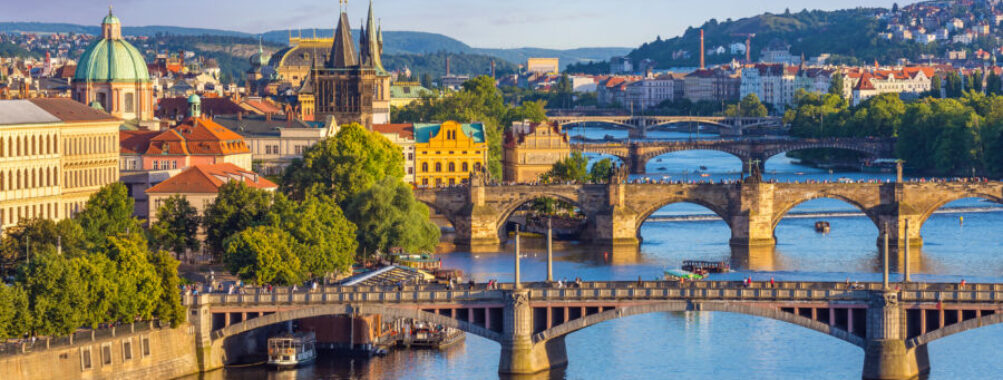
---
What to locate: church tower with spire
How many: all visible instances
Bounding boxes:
[311,0,391,128]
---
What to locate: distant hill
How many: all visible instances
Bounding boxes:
[568,6,998,73]
[0,22,249,38]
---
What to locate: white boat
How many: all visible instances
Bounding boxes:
[268,332,317,370]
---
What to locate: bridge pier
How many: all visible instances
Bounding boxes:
[729,180,777,248]
[499,290,568,375]
[862,291,930,380]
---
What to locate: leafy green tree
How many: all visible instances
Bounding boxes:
[72,253,116,328]
[344,178,440,258]
[727,93,769,117]
[945,72,964,98]
[18,248,90,336]
[986,71,1002,96]
[973,71,984,93]
[202,182,274,256]
[1,218,85,276]
[589,158,616,183]
[828,73,845,97]
[75,183,144,250]
[150,251,186,327]
[268,193,357,278]
[542,152,589,183]
[0,284,30,339]
[223,226,303,285]
[283,123,404,202]
[928,75,942,98]
[104,236,162,323]
[149,195,200,255]
[503,100,548,127]
[551,74,574,109]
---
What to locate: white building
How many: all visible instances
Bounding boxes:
[846,67,934,106]
[625,73,683,110]
[570,76,597,93]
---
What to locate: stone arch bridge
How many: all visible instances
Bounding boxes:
[413,180,1003,251]
[187,281,1003,379]
[571,137,896,174]
[549,115,783,137]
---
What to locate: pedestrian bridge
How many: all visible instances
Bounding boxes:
[187,280,1003,379]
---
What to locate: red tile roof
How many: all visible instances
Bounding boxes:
[146,117,250,156]
[241,99,283,114]
[119,130,158,155]
[373,123,415,139]
[147,163,276,194]
[27,98,118,122]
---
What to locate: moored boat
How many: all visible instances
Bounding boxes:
[663,269,705,281]
[267,332,317,370]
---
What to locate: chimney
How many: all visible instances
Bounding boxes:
[745,36,751,63]
[265,112,272,121]
[446,56,451,77]
[700,29,706,69]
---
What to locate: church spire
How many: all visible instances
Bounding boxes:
[360,0,385,72]
[327,3,358,68]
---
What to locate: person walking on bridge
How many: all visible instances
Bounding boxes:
[769,277,775,288]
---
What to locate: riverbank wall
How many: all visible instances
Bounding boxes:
[0,323,198,380]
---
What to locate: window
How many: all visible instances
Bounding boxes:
[152,161,159,170]
[142,337,151,357]
[123,340,133,361]
[171,161,177,169]
[407,153,413,160]
[447,162,455,172]
[462,162,469,172]
[295,146,304,155]
[101,344,112,366]
[407,167,413,174]
[422,178,428,185]
[421,163,428,172]
[448,178,455,185]
[124,93,135,113]
[434,163,442,172]
[81,348,93,370]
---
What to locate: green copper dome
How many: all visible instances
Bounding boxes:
[102,13,120,25]
[73,38,150,82]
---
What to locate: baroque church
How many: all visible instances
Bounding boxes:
[309,1,392,129]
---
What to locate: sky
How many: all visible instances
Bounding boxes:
[3,0,907,49]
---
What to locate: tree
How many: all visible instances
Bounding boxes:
[282,123,404,202]
[945,72,964,98]
[202,182,274,256]
[892,3,899,13]
[551,74,574,109]
[75,183,144,250]
[18,247,90,336]
[1,218,85,276]
[268,192,357,278]
[0,284,30,339]
[223,226,303,285]
[986,71,1002,96]
[589,158,616,183]
[727,93,769,117]
[929,75,942,98]
[503,100,548,127]
[344,178,440,258]
[828,73,845,97]
[149,195,200,255]
[103,236,162,323]
[150,251,186,327]
[542,152,589,183]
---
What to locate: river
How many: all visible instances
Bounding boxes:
[217,127,1003,379]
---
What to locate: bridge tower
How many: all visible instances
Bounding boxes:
[498,289,568,374]
[592,180,643,247]
[729,178,777,247]
[862,291,930,379]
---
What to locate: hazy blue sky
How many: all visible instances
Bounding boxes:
[5,0,905,49]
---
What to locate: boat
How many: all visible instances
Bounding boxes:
[700,173,711,177]
[404,323,466,349]
[658,167,667,171]
[681,260,730,274]
[267,332,317,370]
[699,165,708,170]
[663,269,705,281]
[815,221,831,233]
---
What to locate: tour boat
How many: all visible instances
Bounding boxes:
[663,269,705,281]
[815,221,831,233]
[267,332,317,370]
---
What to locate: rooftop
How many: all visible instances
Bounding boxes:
[146,163,276,194]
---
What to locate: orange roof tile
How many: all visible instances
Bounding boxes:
[146,117,250,156]
[146,163,276,194]
[119,130,158,155]
[373,123,415,139]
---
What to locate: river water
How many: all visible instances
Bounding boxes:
[218,128,1003,379]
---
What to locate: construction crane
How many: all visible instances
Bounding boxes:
[730,33,756,63]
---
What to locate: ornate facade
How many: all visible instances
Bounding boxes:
[0,99,120,230]
[72,9,154,122]
[310,1,391,128]
[414,121,487,187]
[503,121,570,183]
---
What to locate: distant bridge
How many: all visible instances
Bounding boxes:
[188,280,1003,378]
[571,137,896,174]
[549,115,784,137]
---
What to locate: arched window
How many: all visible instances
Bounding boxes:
[447,162,455,172]
[435,163,442,172]
[31,135,36,156]
[461,162,469,172]
[421,162,428,172]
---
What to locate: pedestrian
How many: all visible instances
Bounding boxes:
[960,279,967,289]
[769,277,775,288]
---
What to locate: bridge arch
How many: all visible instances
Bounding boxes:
[906,311,1003,349]
[760,141,890,165]
[639,148,747,173]
[771,194,882,233]
[494,192,588,241]
[531,301,864,348]
[211,303,504,343]
[916,193,1003,231]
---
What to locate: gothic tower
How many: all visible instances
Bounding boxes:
[311,0,391,129]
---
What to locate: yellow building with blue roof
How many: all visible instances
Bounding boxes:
[413,121,487,187]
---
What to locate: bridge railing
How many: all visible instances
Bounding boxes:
[0,321,165,357]
[187,281,1003,307]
